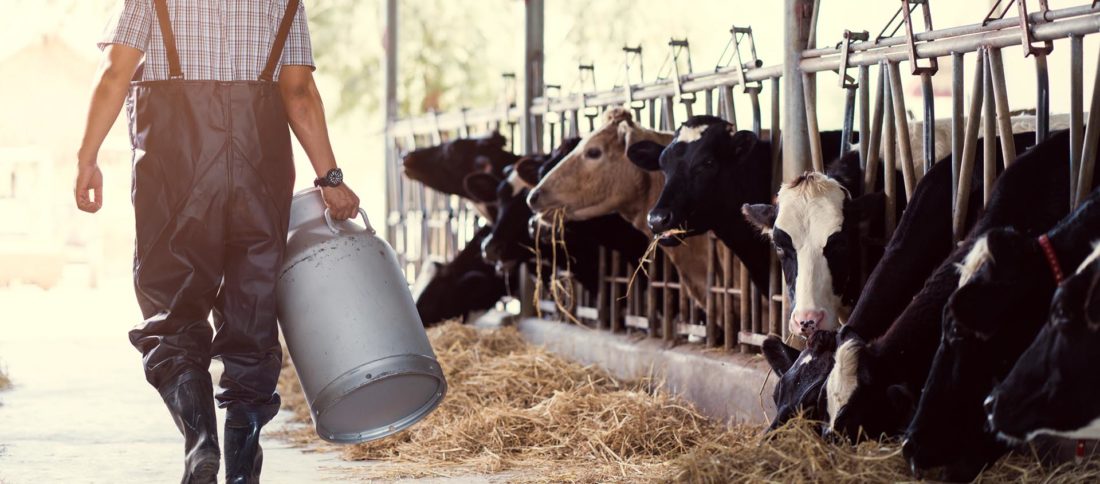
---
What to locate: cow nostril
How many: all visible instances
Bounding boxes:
[648,209,672,231]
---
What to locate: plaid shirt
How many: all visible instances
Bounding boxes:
[99,0,315,82]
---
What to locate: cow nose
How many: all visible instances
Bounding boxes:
[648,209,673,233]
[983,394,997,425]
[481,238,501,264]
[901,438,924,479]
[790,309,826,337]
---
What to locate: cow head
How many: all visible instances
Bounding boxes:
[762,331,837,431]
[822,336,916,443]
[414,227,507,325]
[744,172,884,338]
[986,244,1100,442]
[626,116,764,244]
[527,109,671,221]
[476,139,581,271]
[403,132,518,197]
[904,229,1054,480]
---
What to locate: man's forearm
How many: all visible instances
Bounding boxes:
[280,68,338,178]
[78,45,141,165]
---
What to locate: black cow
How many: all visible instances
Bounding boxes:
[757,136,989,430]
[414,226,512,326]
[905,179,1100,480]
[403,131,519,197]
[986,242,1100,442]
[626,116,845,293]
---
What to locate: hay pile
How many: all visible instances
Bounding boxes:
[670,417,1100,483]
[278,325,1100,482]
[277,322,728,482]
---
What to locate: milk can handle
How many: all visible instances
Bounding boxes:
[324,208,375,235]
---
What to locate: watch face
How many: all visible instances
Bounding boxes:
[328,169,343,186]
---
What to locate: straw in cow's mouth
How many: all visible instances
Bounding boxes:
[622,229,689,300]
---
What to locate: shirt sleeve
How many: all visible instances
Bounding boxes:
[97,0,152,52]
[280,0,315,70]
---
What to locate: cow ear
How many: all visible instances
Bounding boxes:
[846,192,886,223]
[627,140,665,171]
[742,203,778,233]
[729,130,759,160]
[763,335,800,376]
[480,131,507,150]
[515,158,544,186]
[887,384,915,415]
[463,173,501,203]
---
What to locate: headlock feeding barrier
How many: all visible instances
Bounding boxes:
[382,0,1100,351]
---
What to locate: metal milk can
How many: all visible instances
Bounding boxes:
[276,188,447,444]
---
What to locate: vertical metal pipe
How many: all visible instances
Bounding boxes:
[920,71,935,172]
[883,68,897,235]
[955,50,984,241]
[864,64,885,194]
[771,77,783,193]
[1076,47,1100,208]
[983,51,996,206]
[802,72,824,172]
[749,89,763,136]
[951,52,964,215]
[887,62,917,200]
[722,85,738,131]
[841,87,856,158]
[783,0,815,181]
[723,249,734,351]
[858,65,870,170]
[522,0,544,155]
[1035,54,1050,144]
[383,0,398,247]
[705,237,717,347]
[1071,35,1084,207]
[986,48,1017,167]
[739,262,751,352]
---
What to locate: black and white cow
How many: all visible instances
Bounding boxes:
[743,151,899,337]
[403,131,519,197]
[820,132,1052,451]
[758,141,986,430]
[904,180,1100,480]
[626,116,847,293]
[762,330,838,431]
[414,226,512,326]
[986,242,1100,442]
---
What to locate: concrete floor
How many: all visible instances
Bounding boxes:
[0,271,375,483]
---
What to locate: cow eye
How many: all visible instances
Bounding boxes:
[585,148,602,159]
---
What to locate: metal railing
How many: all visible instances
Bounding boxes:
[384,1,1100,352]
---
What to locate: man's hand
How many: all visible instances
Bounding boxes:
[322,184,360,220]
[74,161,104,213]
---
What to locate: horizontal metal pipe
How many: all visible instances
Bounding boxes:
[802,13,1100,74]
[802,4,1099,59]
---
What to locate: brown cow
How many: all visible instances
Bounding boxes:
[527,107,722,308]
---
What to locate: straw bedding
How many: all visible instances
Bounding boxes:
[277,324,1100,483]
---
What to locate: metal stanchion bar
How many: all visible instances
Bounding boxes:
[841,87,857,158]
[771,77,783,193]
[802,72,824,172]
[955,50,985,241]
[986,48,1018,168]
[887,62,917,200]
[1035,53,1050,144]
[1076,46,1100,208]
[1071,35,1085,207]
[748,88,763,136]
[983,51,997,206]
[864,65,885,195]
[706,237,717,347]
[951,52,964,212]
[920,72,935,171]
[883,66,898,235]
[858,65,870,169]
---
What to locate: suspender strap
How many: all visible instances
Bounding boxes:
[152,0,184,80]
[259,0,301,82]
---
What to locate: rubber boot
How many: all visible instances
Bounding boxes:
[161,372,220,484]
[223,405,277,484]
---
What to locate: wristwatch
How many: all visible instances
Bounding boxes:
[314,168,344,188]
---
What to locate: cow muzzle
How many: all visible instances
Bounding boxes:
[790,309,826,337]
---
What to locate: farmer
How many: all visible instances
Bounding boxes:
[74,1,359,482]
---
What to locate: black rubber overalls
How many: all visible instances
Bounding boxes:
[126,0,297,428]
